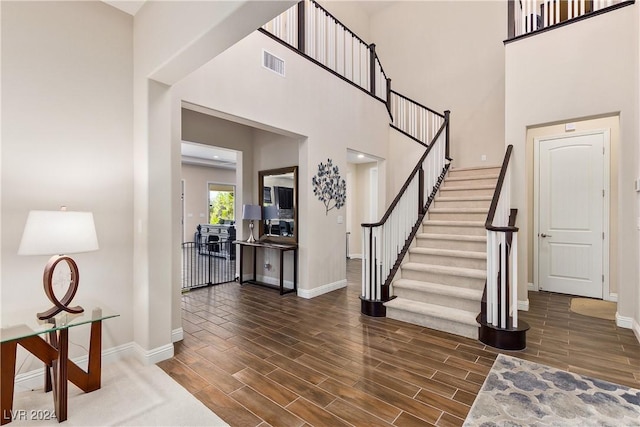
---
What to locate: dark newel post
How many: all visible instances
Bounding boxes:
[507,0,515,39]
[418,167,425,214]
[369,43,376,96]
[297,1,305,53]
[444,110,451,160]
[386,78,392,112]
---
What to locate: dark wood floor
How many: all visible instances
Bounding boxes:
[159,259,640,427]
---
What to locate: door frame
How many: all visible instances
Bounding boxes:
[533,128,611,300]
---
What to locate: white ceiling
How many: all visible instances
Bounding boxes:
[181,142,237,169]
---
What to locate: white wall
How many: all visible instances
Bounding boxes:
[1,0,133,363]
[505,4,639,322]
[181,164,236,240]
[173,30,391,298]
[368,1,507,168]
[134,1,295,354]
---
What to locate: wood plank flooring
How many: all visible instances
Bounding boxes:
[159,259,640,426]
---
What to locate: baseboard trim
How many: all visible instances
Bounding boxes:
[172,327,184,343]
[348,253,363,259]
[133,342,174,365]
[254,274,295,290]
[615,312,633,329]
[527,282,534,291]
[518,299,530,311]
[632,318,640,343]
[607,293,618,302]
[297,279,347,299]
[14,342,136,392]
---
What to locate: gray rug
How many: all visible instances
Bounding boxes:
[464,354,640,426]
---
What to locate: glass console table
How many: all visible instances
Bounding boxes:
[1,308,118,424]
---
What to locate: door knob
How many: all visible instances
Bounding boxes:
[540,233,552,238]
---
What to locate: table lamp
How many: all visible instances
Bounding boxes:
[242,204,261,243]
[18,207,99,320]
[263,205,278,235]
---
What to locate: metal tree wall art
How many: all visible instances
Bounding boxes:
[312,159,346,215]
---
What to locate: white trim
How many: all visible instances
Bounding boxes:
[172,327,184,343]
[13,342,135,392]
[615,312,633,329]
[607,293,618,302]
[533,129,610,298]
[518,298,530,311]
[297,279,347,299]
[348,253,363,259]
[528,282,534,291]
[632,318,640,343]
[240,274,296,290]
[133,342,174,365]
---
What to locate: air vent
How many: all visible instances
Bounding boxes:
[262,50,285,77]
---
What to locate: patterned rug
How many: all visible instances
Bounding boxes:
[464,354,640,426]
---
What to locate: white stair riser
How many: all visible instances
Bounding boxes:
[429,211,486,222]
[400,268,485,289]
[408,252,486,270]
[386,307,479,339]
[439,187,495,197]
[433,199,491,209]
[422,224,486,236]
[448,168,501,177]
[416,237,486,252]
[393,287,481,312]
[443,178,498,187]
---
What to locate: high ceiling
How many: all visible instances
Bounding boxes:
[102,0,146,16]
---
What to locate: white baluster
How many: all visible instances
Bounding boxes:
[500,232,507,328]
[512,232,518,328]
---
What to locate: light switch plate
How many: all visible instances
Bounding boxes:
[565,123,576,131]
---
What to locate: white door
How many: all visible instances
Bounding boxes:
[536,132,607,298]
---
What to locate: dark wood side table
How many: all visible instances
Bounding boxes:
[234,240,297,295]
[1,309,118,424]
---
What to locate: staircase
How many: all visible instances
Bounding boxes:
[384,165,500,339]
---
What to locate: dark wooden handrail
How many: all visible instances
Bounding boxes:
[390,90,446,119]
[362,112,449,228]
[485,144,519,232]
[310,0,370,47]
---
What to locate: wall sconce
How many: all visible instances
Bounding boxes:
[18,207,99,320]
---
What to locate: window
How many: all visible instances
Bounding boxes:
[208,183,234,225]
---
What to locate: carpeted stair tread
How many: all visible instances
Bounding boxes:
[418,233,486,242]
[435,196,493,202]
[429,207,489,213]
[441,184,496,190]
[394,278,483,300]
[422,220,485,226]
[385,298,479,326]
[449,165,501,172]
[409,247,487,260]
[445,174,499,182]
[402,262,487,279]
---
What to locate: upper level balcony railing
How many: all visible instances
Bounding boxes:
[508,0,633,39]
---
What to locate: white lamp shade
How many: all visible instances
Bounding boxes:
[263,205,279,220]
[18,210,99,256]
[242,204,262,221]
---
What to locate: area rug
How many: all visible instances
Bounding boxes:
[464,354,640,426]
[10,356,228,426]
[570,298,616,321]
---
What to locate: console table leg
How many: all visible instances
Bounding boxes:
[85,321,102,391]
[55,329,68,422]
[279,250,284,295]
[1,341,17,425]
